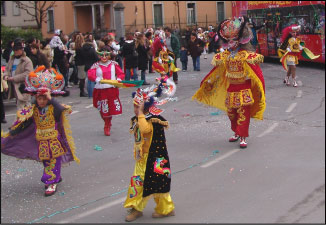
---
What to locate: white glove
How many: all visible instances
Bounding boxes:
[158,57,162,64]
[299,45,303,50]
[117,78,122,82]
[286,47,291,52]
[95,77,102,83]
[219,48,225,53]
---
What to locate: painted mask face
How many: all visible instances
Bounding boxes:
[97,51,111,63]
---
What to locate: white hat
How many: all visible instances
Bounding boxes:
[55,29,62,35]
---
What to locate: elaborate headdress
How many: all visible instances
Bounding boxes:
[132,76,177,115]
[280,24,301,43]
[218,16,253,49]
[25,66,65,95]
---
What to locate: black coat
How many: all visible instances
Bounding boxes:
[81,42,99,72]
[188,38,205,58]
[75,48,84,66]
[136,44,149,71]
[29,51,50,69]
[121,40,138,69]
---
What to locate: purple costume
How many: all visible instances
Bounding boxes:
[1,98,80,185]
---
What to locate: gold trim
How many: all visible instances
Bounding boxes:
[61,110,80,164]
[149,118,169,129]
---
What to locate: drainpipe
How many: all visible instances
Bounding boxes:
[143,1,147,28]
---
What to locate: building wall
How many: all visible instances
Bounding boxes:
[76,6,93,34]
[39,1,232,38]
[41,1,75,38]
[104,5,111,30]
[1,1,37,28]
[122,1,233,32]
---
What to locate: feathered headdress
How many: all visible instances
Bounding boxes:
[25,66,65,95]
[218,16,253,49]
[132,75,177,115]
[280,24,301,43]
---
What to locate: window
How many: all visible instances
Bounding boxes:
[187,3,196,25]
[13,2,20,16]
[1,2,5,16]
[217,2,224,23]
[153,4,163,28]
[47,9,55,32]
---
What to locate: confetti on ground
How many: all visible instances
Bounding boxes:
[18,168,27,172]
[210,111,221,116]
[229,168,234,173]
[59,192,65,196]
[213,150,219,154]
[93,145,103,151]
[182,114,191,117]
[5,170,10,174]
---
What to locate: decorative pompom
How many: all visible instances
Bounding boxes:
[34,65,45,73]
[29,72,37,77]
[56,74,64,80]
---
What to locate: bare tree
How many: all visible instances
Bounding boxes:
[174,1,181,30]
[14,1,56,29]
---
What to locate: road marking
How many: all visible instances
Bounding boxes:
[201,149,241,168]
[296,90,303,98]
[57,197,125,223]
[257,122,279,138]
[6,113,16,117]
[286,102,297,113]
[85,104,93,108]
[71,111,79,115]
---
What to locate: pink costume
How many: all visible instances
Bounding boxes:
[88,60,125,136]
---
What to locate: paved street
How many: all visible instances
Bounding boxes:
[1,54,325,223]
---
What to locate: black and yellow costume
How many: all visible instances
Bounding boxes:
[124,113,174,215]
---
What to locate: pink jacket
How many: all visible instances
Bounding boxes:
[88,61,125,89]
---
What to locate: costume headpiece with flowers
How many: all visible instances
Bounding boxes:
[280,24,301,43]
[132,75,177,115]
[25,65,65,95]
[218,16,253,49]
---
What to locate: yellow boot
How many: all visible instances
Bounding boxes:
[152,210,175,218]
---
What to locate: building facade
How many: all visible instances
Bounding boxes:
[1,1,37,28]
[4,1,231,39]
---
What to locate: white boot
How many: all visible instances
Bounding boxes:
[240,137,247,148]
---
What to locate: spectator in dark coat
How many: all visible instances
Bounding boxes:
[75,34,88,97]
[184,27,192,48]
[188,33,205,71]
[3,41,14,63]
[136,33,150,85]
[81,37,99,97]
[180,45,188,72]
[164,26,180,84]
[25,37,36,58]
[121,33,138,81]
[29,43,50,69]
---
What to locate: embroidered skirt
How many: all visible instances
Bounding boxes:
[93,88,122,118]
[225,80,254,109]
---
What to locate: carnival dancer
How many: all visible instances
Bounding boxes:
[124,76,177,222]
[87,46,125,136]
[1,66,80,196]
[278,25,320,87]
[192,16,266,148]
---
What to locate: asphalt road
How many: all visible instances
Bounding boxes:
[1,54,325,223]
